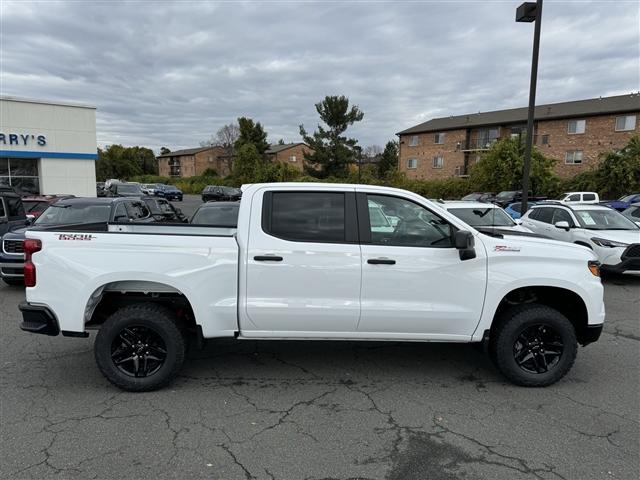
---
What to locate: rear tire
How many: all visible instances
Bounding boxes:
[490,304,577,387]
[94,304,186,392]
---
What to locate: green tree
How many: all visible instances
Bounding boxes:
[299,95,364,178]
[232,143,262,183]
[468,137,557,195]
[96,145,158,180]
[160,147,171,155]
[592,136,640,198]
[377,141,398,179]
[235,117,269,155]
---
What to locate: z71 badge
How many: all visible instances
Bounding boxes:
[494,245,521,252]
[57,234,97,241]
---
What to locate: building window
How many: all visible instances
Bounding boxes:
[208,156,213,163]
[407,158,418,169]
[432,156,444,169]
[615,115,636,132]
[409,135,420,146]
[434,133,445,144]
[565,151,583,164]
[567,119,586,134]
[168,157,181,176]
[541,134,549,145]
[0,158,40,195]
[289,155,297,162]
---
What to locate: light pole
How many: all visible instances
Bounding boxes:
[516,0,543,213]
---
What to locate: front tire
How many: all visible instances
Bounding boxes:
[94,304,186,392]
[490,304,577,387]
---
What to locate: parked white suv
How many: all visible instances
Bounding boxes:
[556,192,600,204]
[521,203,640,275]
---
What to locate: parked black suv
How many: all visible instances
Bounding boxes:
[0,197,155,286]
[202,185,242,202]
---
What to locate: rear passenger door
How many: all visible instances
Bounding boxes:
[522,207,554,236]
[242,189,362,334]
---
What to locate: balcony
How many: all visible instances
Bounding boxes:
[459,138,498,151]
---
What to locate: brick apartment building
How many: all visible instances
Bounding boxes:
[397,94,640,180]
[265,142,312,172]
[157,146,232,178]
[158,143,313,177]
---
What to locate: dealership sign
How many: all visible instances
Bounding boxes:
[0,132,46,147]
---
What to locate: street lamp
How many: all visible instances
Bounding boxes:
[516,0,543,214]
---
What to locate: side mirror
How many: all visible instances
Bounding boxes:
[514,219,523,225]
[554,221,570,231]
[455,230,476,260]
[25,217,35,226]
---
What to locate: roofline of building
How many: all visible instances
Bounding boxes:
[0,95,96,110]
[396,94,640,136]
[156,146,219,158]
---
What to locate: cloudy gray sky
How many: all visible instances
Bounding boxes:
[2,0,639,153]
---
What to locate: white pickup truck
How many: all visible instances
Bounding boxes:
[19,183,605,391]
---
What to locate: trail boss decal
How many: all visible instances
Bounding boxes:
[57,234,97,241]
[494,245,521,252]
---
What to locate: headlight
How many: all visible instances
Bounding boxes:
[590,237,629,248]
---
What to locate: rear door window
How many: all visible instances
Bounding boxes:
[534,207,555,224]
[583,193,596,201]
[263,191,347,243]
[0,198,5,218]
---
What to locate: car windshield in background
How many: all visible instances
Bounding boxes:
[34,204,111,225]
[619,194,638,202]
[164,186,179,192]
[496,191,516,200]
[449,207,515,227]
[461,193,482,201]
[221,187,240,196]
[191,205,239,225]
[22,201,49,214]
[574,209,639,230]
[118,184,143,195]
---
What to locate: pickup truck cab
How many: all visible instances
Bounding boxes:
[19,183,605,391]
[557,192,600,205]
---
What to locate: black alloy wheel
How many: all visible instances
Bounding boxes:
[513,324,564,374]
[111,325,167,377]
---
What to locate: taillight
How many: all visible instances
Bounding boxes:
[24,239,42,287]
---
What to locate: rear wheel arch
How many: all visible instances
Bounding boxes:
[85,281,198,334]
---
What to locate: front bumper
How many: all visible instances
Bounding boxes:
[0,260,24,278]
[581,324,603,346]
[18,302,88,337]
[601,257,640,275]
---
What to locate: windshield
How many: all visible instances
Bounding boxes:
[461,193,481,201]
[117,184,143,194]
[620,194,638,202]
[191,205,239,225]
[23,201,49,213]
[221,186,240,195]
[496,191,516,200]
[448,207,515,227]
[35,204,111,225]
[574,209,639,230]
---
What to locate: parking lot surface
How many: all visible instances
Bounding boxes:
[1,205,638,479]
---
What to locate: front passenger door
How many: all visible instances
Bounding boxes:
[358,193,487,339]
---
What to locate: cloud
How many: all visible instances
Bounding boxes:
[1,0,638,152]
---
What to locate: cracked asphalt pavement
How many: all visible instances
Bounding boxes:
[1,208,638,479]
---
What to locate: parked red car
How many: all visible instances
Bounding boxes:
[21,195,75,219]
